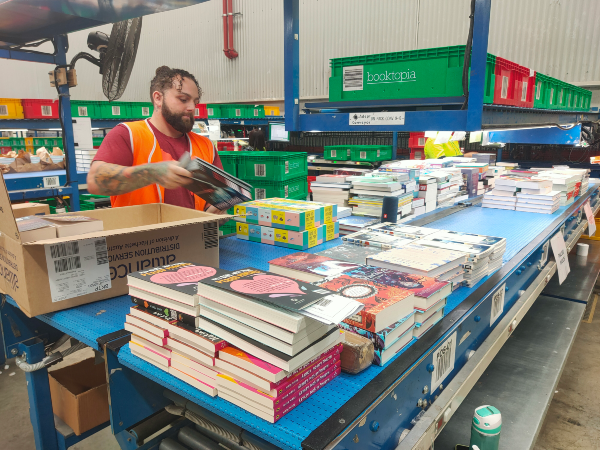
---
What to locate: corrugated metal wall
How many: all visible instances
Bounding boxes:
[1,0,599,103]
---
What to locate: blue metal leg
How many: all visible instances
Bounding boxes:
[0,310,5,366]
[283,0,300,131]
[20,338,60,450]
[392,132,398,159]
[54,34,80,212]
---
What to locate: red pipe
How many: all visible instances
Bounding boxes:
[222,0,238,59]
[222,0,229,58]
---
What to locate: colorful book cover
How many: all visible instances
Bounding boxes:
[273,350,341,397]
[341,266,449,299]
[369,244,466,274]
[128,262,217,297]
[314,271,414,332]
[168,321,228,351]
[338,310,414,350]
[268,252,361,278]
[373,330,416,366]
[236,222,339,250]
[316,244,384,265]
[201,267,334,311]
[367,223,440,239]
[131,297,195,327]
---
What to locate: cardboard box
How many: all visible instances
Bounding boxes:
[48,358,109,435]
[0,177,226,316]
[11,202,50,218]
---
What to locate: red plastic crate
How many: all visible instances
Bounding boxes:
[216,141,234,151]
[408,132,426,148]
[307,176,316,193]
[0,146,11,154]
[22,99,59,119]
[410,148,426,160]
[515,69,536,108]
[194,104,208,119]
[493,57,530,107]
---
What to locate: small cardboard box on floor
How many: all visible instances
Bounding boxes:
[0,178,227,316]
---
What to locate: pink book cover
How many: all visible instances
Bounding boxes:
[276,359,341,404]
[130,341,171,365]
[174,366,216,389]
[274,352,341,397]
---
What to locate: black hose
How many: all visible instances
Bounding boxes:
[461,0,476,110]
[70,52,102,69]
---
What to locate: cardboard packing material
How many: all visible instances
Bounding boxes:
[11,202,50,218]
[0,176,228,316]
[48,357,109,435]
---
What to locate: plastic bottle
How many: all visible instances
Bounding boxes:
[470,405,501,450]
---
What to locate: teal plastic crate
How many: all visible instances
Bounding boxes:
[244,175,308,200]
[323,146,352,161]
[71,101,102,119]
[98,101,132,119]
[130,102,153,118]
[218,151,238,176]
[237,152,308,181]
[350,145,393,162]
[329,45,496,104]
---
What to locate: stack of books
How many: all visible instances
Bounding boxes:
[482,176,523,210]
[310,175,353,206]
[196,268,354,421]
[366,223,441,240]
[546,173,579,206]
[417,176,437,213]
[233,198,339,249]
[342,230,416,249]
[336,216,380,236]
[126,262,229,396]
[315,243,386,265]
[514,179,559,214]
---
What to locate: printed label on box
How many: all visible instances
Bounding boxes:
[45,238,111,302]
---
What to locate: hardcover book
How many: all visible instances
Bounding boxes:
[128,262,218,306]
[268,252,361,283]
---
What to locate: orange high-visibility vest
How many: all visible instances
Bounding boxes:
[110,119,214,210]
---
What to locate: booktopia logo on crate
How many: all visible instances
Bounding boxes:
[343,65,417,91]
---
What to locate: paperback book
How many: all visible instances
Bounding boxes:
[236,221,339,250]
[268,252,361,283]
[342,230,416,249]
[131,297,197,327]
[315,244,385,265]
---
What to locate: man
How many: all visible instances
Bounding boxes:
[87,66,226,214]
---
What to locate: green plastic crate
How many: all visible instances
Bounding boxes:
[329,45,496,104]
[533,73,554,109]
[207,104,223,118]
[71,101,102,119]
[222,104,248,119]
[237,152,308,181]
[323,146,352,161]
[93,137,104,147]
[575,86,592,111]
[219,220,237,235]
[10,137,26,146]
[130,102,154,118]
[32,197,94,214]
[350,145,393,162]
[247,105,265,118]
[243,175,308,200]
[98,101,132,119]
[218,151,238,176]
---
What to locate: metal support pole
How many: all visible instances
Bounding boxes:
[392,132,398,160]
[20,339,59,450]
[498,145,504,162]
[465,0,492,131]
[283,0,300,131]
[54,35,80,211]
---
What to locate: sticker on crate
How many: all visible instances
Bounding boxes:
[43,176,60,188]
[41,105,53,117]
[78,106,88,116]
[112,105,120,116]
[255,164,266,177]
[142,107,150,116]
[0,105,8,116]
[431,331,456,391]
[343,66,364,91]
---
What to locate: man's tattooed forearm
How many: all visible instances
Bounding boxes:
[93,163,168,196]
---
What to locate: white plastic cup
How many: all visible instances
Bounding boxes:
[577,243,589,256]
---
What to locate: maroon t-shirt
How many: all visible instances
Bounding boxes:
[93,121,223,209]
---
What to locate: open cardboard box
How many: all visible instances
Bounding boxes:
[0,176,230,316]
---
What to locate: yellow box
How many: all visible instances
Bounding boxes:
[0,99,24,119]
[24,137,33,146]
[264,106,280,116]
[26,146,34,154]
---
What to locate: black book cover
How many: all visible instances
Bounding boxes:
[200,267,335,311]
[200,316,339,362]
[129,262,218,298]
[182,155,252,210]
[131,297,195,327]
[316,244,384,265]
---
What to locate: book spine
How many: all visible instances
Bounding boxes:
[275,356,341,400]
[131,297,195,327]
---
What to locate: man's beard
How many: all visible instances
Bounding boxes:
[161,102,194,134]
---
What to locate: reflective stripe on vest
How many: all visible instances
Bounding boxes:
[110,119,214,210]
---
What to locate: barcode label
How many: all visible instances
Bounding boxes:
[360,151,366,159]
[317,297,332,307]
[343,65,363,91]
[285,161,289,174]
[377,149,380,157]
[254,164,266,177]
[330,149,337,157]
[45,237,111,303]
[194,108,199,116]
[54,256,81,273]
[41,105,53,116]
[536,82,542,100]
[254,109,259,117]
[418,137,426,146]
[78,106,88,116]
[235,108,241,116]
[521,81,528,102]
[284,185,289,198]
[43,176,60,188]
[490,284,505,325]
[431,331,456,391]
[501,76,509,99]
[255,188,266,199]
[313,288,331,295]
[142,107,150,116]
[0,105,7,116]
[208,108,214,116]
[94,239,108,265]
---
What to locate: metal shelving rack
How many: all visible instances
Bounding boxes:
[0,36,82,209]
